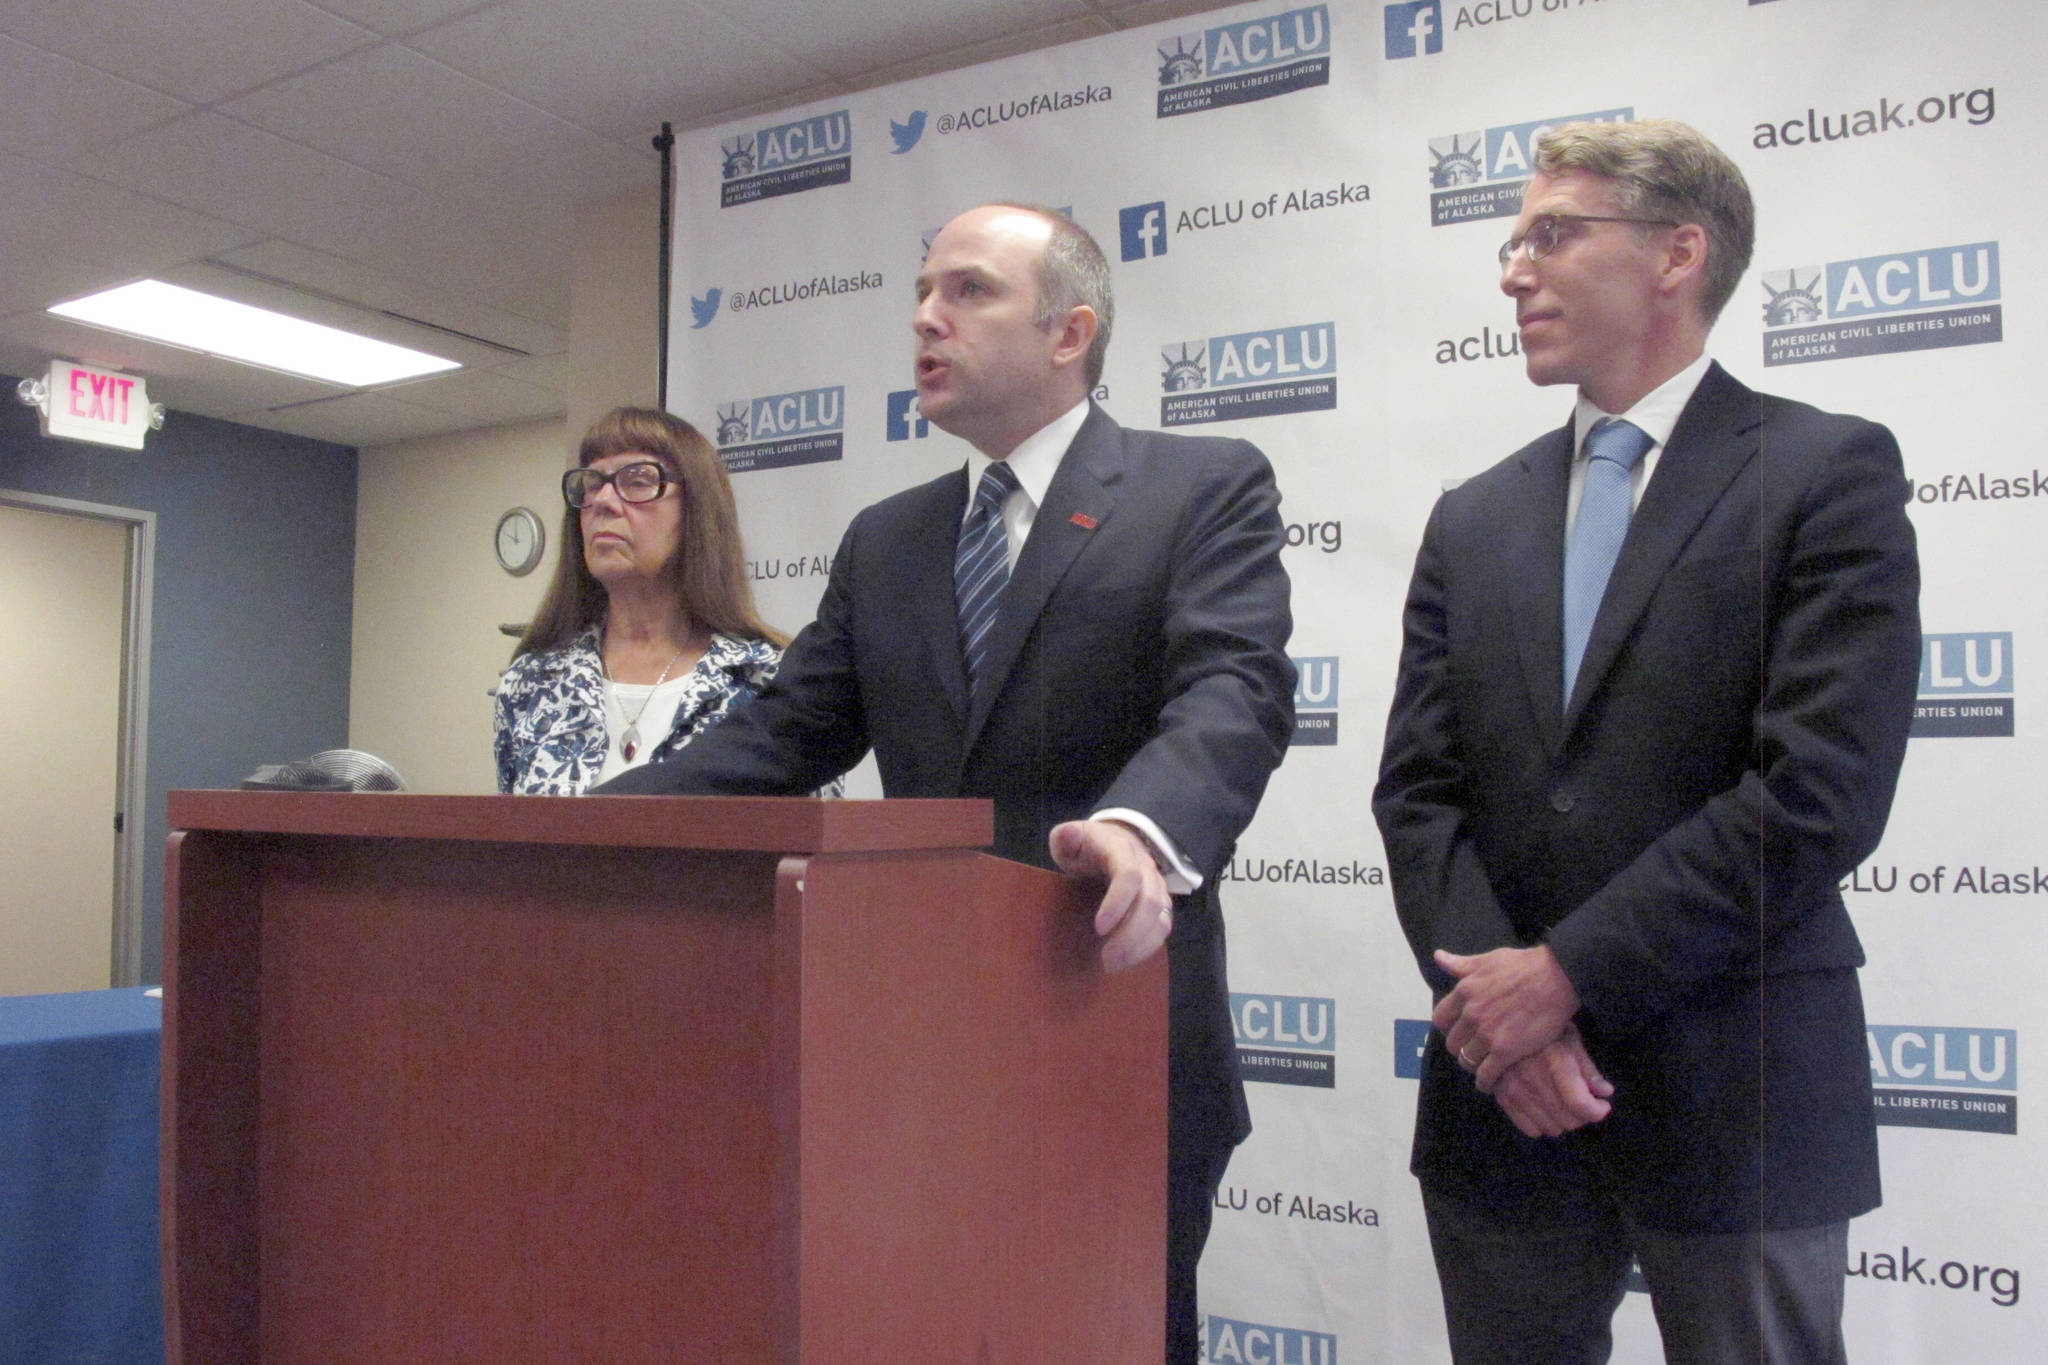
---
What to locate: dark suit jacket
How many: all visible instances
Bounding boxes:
[1372,363,1920,1233]
[602,404,1296,1155]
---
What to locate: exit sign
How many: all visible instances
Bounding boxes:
[40,359,155,450]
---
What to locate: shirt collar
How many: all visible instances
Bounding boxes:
[1572,352,1713,456]
[978,398,1090,511]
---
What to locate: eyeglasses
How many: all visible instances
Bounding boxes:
[1498,213,1679,268]
[562,461,674,508]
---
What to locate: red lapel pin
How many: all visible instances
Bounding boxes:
[1070,512,1098,529]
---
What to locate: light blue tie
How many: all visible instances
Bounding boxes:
[1562,418,1654,705]
[956,460,1020,693]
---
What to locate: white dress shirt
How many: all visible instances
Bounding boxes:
[1566,350,1715,532]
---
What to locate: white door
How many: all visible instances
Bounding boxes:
[0,500,127,993]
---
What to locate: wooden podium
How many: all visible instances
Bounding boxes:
[162,792,1166,1363]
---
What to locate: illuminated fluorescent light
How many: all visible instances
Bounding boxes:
[49,280,459,387]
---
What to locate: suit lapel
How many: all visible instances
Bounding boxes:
[1507,422,1572,755]
[962,405,1123,754]
[1563,364,1760,733]
[910,469,973,731]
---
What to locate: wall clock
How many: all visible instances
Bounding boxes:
[494,506,546,576]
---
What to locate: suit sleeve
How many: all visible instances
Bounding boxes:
[593,518,872,796]
[1091,441,1296,877]
[1372,495,1527,993]
[1545,417,1921,1037]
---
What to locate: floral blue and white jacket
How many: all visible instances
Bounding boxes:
[494,626,781,795]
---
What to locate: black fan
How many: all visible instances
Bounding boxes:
[239,749,406,792]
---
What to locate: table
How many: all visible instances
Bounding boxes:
[0,988,165,1364]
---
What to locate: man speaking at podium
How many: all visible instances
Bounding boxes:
[598,202,1295,1363]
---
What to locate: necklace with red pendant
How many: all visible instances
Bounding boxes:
[603,642,686,762]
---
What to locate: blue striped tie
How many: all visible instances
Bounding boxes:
[1562,418,1654,705]
[956,460,1021,693]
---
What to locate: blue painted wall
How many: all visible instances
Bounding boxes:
[0,379,357,983]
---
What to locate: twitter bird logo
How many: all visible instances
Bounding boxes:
[689,288,722,329]
[890,110,927,154]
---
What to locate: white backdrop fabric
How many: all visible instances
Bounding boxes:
[665,2,2040,1357]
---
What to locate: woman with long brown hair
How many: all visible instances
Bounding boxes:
[494,407,790,794]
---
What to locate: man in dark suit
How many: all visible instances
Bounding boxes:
[599,203,1295,1363]
[1372,121,1919,1363]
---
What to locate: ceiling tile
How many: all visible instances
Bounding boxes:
[241,391,486,445]
[77,112,561,298]
[0,0,377,105]
[1101,0,1243,27]
[676,81,853,133]
[491,351,576,393]
[310,0,502,38]
[703,0,1094,81]
[378,366,565,424]
[476,269,573,333]
[0,35,191,159]
[849,16,1114,92]
[0,252,128,318]
[222,45,654,234]
[0,152,260,288]
[207,239,567,356]
[407,0,830,142]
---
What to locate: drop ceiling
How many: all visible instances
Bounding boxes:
[0,0,1226,448]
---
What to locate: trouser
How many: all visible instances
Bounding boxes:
[1166,1137,1236,1364]
[1422,1183,1850,1365]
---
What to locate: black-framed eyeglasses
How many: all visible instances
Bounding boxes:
[1498,213,1679,268]
[562,461,674,508]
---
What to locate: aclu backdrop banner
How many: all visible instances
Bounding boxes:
[666,1,2043,1356]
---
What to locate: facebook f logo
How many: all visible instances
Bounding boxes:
[885,389,928,442]
[1119,202,1168,262]
[1384,1,1443,59]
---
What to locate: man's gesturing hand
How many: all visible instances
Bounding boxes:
[1050,819,1172,973]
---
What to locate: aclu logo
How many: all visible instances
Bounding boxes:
[884,390,928,442]
[1120,202,1168,261]
[714,386,845,474]
[1156,4,1330,120]
[1869,1025,2017,1135]
[1160,322,1336,427]
[1205,1314,1337,1363]
[1385,0,1444,58]
[1762,241,2001,367]
[1231,992,1336,1088]
[1914,631,2013,738]
[1293,656,1338,746]
[1428,106,1631,226]
[719,109,852,208]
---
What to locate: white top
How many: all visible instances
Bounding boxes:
[596,673,695,785]
[960,398,1091,573]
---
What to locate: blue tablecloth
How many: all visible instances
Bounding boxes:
[0,988,164,1365]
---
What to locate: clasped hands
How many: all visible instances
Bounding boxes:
[1432,944,1615,1139]
[1049,819,1174,974]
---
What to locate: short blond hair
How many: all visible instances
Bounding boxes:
[1535,119,1754,323]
